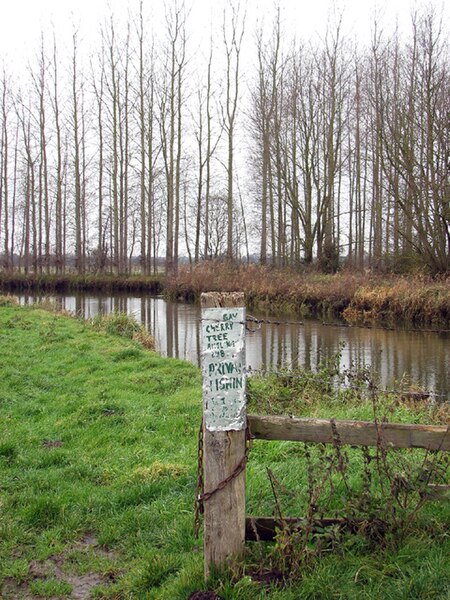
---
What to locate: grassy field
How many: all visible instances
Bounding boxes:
[0,300,448,599]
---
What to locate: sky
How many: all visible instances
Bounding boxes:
[0,0,448,68]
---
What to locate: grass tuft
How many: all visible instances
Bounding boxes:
[23,498,63,529]
[90,312,156,350]
[29,578,73,597]
[0,294,18,306]
[343,278,450,327]
[0,443,17,464]
[130,461,187,483]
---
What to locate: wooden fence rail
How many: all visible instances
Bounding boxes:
[248,414,450,451]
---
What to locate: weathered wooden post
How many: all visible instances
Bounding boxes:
[200,292,247,579]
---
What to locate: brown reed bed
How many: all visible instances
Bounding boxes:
[342,277,450,328]
[164,262,359,314]
[164,263,450,328]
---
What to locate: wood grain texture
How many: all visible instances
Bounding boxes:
[201,291,245,307]
[248,414,449,451]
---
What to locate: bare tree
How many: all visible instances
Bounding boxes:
[379,8,449,272]
[159,2,186,274]
[250,11,281,265]
[222,2,245,262]
[1,69,10,270]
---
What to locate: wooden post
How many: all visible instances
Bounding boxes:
[200,292,246,580]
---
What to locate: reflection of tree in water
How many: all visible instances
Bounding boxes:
[248,319,449,398]
[75,295,86,317]
[165,301,179,359]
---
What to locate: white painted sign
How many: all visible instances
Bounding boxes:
[201,307,246,431]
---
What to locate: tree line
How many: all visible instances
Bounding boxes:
[0,2,448,275]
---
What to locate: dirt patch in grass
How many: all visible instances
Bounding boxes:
[1,578,35,600]
[42,440,64,448]
[64,574,106,600]
[1,535,117,599]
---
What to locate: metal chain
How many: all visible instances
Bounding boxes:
[194,420,205,539]
[245,314,305,328]
[200,316,450,334]
[194,419,252,539]
[199,315,305,328]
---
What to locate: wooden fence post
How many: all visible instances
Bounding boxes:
[200,292,247,580]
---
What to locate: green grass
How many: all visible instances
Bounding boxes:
[0,303,448,599]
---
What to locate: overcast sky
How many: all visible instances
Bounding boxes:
[1,0,448,68]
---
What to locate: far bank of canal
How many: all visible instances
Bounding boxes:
[13,291,450,400]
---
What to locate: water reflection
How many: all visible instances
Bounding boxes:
[18,293,449,398]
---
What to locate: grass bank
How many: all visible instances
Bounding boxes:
[0,300,202,598]
[1,264,449,328]
[1,300,448,598]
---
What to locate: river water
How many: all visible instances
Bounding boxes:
[16,292,449,400]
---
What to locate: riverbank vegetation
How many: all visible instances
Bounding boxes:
[1,265,449,328]
[1,302,448,598]
[0,272,162,294]
[164,264,450,328]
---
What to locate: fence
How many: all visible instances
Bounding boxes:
[245,413,449,541]
[198,293,449,580]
